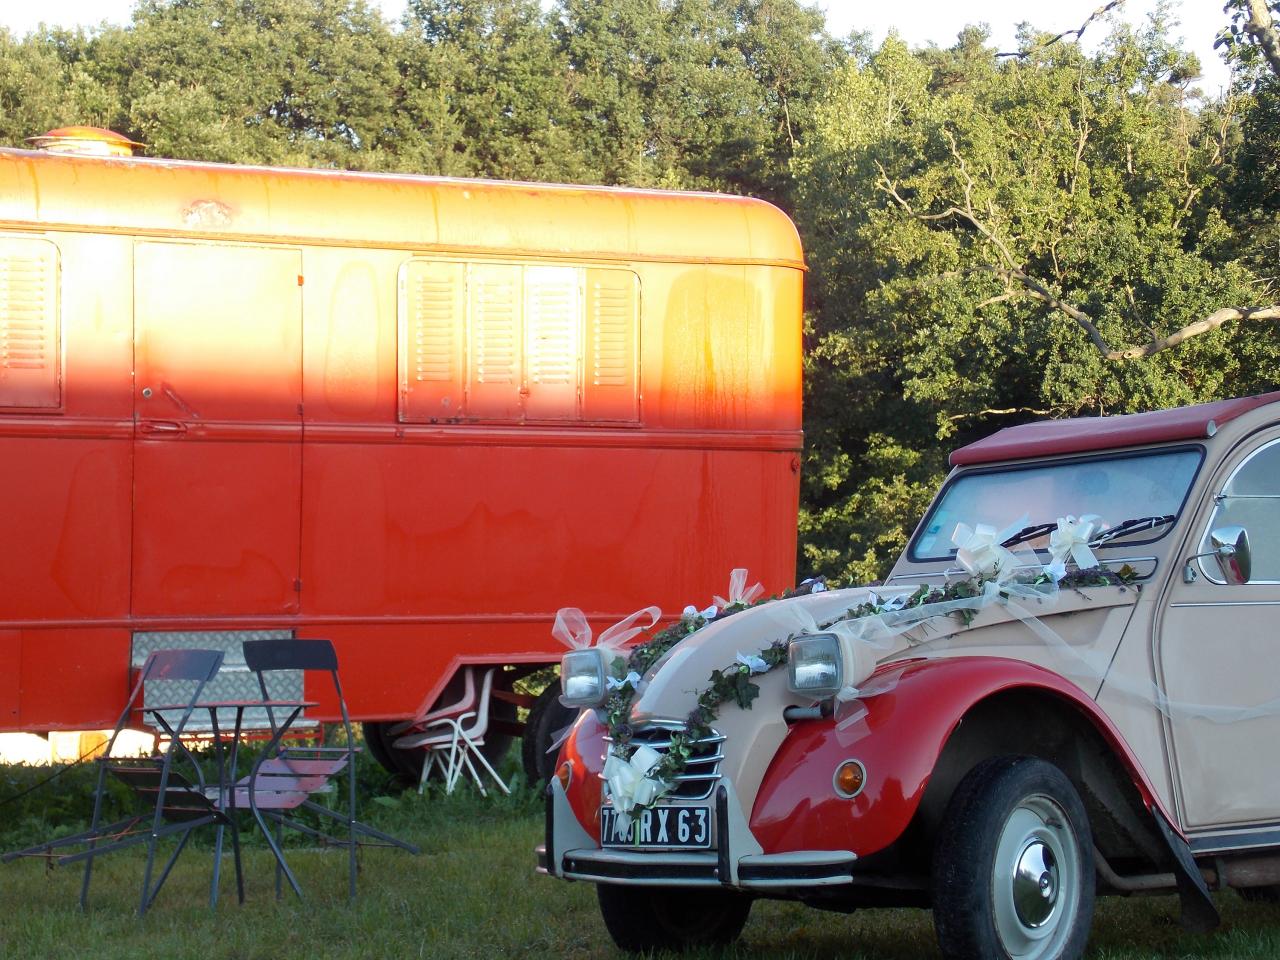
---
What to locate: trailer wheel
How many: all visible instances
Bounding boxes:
[521,684,579,784]
[596,883,752,953]
[932,755,1095,960]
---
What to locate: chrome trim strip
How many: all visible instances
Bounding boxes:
[1188,827,1280,854]
[1169,601,1280,608]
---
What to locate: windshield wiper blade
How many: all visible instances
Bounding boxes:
[1000,522,1058,548]
[1090,515,1175,547]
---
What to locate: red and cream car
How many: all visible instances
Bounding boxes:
[537,392,1280,960]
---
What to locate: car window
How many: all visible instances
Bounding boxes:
[912,448,1202,561]
[1201,438,1280,583]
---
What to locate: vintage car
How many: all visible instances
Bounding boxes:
[536,391,1280,960]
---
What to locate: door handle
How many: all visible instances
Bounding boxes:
[138,420,188,437]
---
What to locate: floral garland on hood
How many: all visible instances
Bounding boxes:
[562,518,1134,835]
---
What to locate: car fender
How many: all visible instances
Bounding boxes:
[749,655,1169,859]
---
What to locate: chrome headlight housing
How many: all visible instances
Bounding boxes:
[560,648,609,708]
[787,633,843,699]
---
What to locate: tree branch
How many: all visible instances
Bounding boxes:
[1245,0,1280,79]
[949,406,1052,422]
[996,1,1127,59]
[981,265,1280,360]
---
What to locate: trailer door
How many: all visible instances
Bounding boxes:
[132,242,303,616]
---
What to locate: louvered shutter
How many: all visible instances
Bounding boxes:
[400,259,466,422]
[582,268,639,422]
[0,238,60,409]
[467,263,522,419]
[524,266,580,420]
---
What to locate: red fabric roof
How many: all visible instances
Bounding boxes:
[950,391,1280,466]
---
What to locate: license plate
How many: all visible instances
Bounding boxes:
[600,804,712,849]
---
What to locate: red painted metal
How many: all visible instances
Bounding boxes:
[950,391,1280,466]
[748,657,1168,858]
[561,710,606,843]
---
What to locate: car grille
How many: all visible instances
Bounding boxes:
[602,721,725,801]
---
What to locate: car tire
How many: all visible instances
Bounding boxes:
[521,684,580,784]
[597,882,753,953]
[933,755,1095,960]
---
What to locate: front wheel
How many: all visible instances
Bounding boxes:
[597,883,752,953]
[933,755,1095,960]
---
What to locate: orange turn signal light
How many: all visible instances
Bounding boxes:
[834,759,866,799]
[556,760,574,792]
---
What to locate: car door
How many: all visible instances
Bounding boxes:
[1157,428,1280,836]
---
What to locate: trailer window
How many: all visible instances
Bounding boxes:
[0,237,60,409]
[398,259,639,425]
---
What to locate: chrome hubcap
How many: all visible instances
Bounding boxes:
[992,794,1079,959]
[1012,840,1058,928]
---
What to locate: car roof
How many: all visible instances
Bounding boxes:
[949,391,1280,467]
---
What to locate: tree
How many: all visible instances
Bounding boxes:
[396,0,584,180]
[0,26,126,146]
[794,23,1280,583]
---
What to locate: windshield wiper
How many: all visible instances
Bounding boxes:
[1000,522,1058,548]
[1090,515,1175,547]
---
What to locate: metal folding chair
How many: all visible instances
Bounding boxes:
[2,648,239,915]
[393,668,510,796]
[239,638,419,901]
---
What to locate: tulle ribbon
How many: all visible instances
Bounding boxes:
[714,567,765,610]
[551,605,662,665]
[548,605,662,754]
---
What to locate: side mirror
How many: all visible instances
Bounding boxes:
[1183,525,1252,585]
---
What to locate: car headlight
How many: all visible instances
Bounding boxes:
[560,648,609,708]
[787,633,843,698]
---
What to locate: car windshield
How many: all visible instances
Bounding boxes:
[910,448,1203,561]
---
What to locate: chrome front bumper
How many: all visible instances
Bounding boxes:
[536,777,857,891]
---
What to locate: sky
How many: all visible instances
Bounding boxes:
[0,0,1234,94]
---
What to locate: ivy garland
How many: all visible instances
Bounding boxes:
[601,566,1135,811]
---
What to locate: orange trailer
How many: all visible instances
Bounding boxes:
[0,129,804,778]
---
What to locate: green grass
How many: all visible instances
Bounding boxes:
[3,758,1280,959]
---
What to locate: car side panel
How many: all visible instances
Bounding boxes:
[749,657,1166,858]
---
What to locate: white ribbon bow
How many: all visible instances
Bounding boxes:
[714,568,765,610]
[606,671,642,691]
[1046,515,1105,581]
[602,744,669,830]
[735,652,769,674]
[951,516,1026,583]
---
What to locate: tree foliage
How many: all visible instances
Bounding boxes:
[1,3,1278,583]
[795,24,1280,582]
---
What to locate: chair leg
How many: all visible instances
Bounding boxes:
[416,748,436,795]
[211,824,225,910]
[455,748,486,796]
[229,820,245,905]
[464,736,511,796]
[139,832,160,917]
[274,819,285,900]
[143,830,194,915]
[78,764,111,912]
[348,765,358,903]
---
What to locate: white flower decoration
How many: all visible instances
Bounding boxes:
[735,652,769,674]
